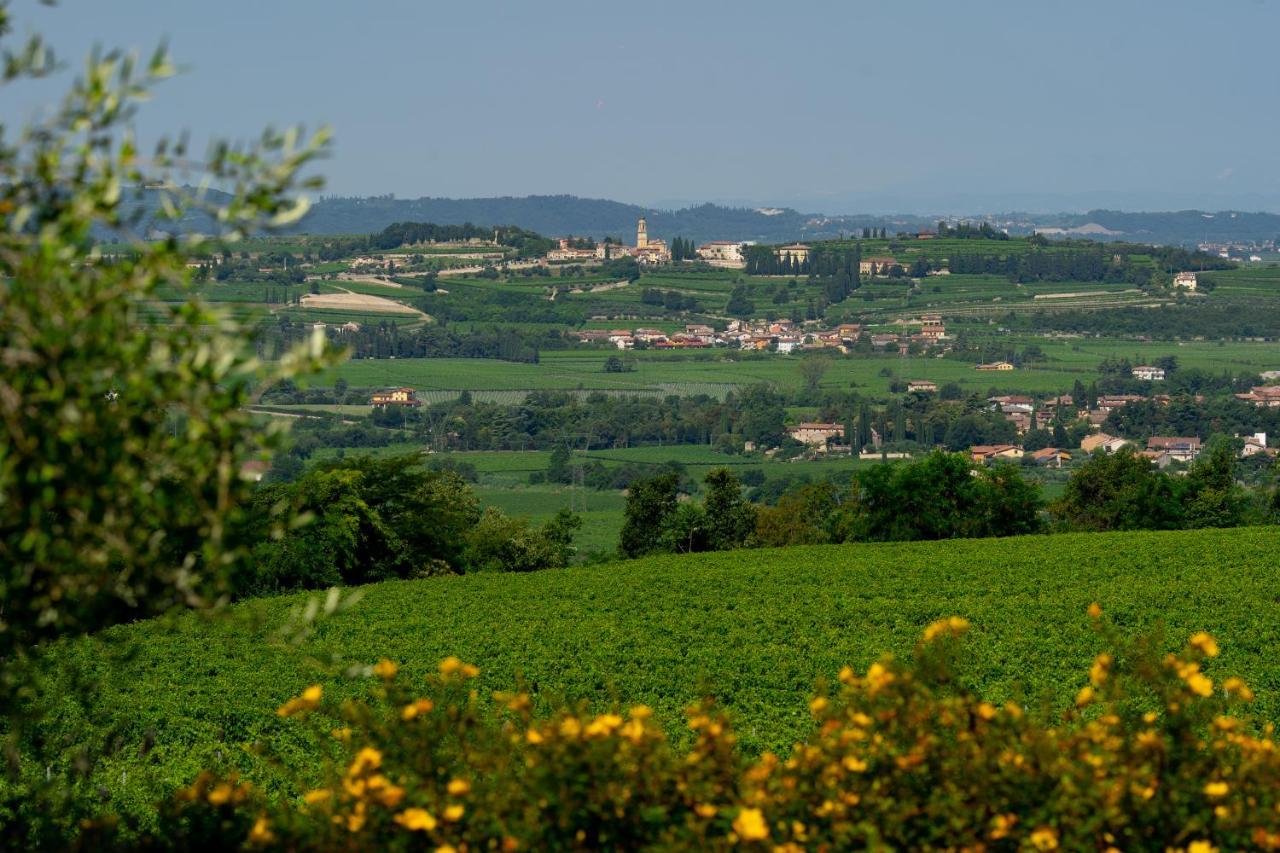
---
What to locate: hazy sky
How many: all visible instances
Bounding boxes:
[9,0,1280,213]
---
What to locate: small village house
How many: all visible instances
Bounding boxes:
[788,422,844,451]
[1079,433,1131,454]
[969,444,1024,463]
[370,387,422,407]
[1146,436,1202,463]
[1173,271,1198,290]
[1028,447,1071,468]
[1131,365,1166,381]
[976,361,1015,372]
[907,380,938,393]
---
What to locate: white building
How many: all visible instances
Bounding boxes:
[696,241,746,269]
[1132,365,1166,381]
[1173,272,1198,290]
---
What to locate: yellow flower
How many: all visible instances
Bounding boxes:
[348,747,383,776]
[1030,826,1059,850]
[559,717,582,738]
[1187,842,1217,853]
[439,656,462,676]
[808,696,828,715]
[303,788,332,806]
[621,718,647,744]
[345,802,367,833]
[1136,730,1162,749]
[277,685,323,717]
[1224,676,1255,701]
[394,808,438,832]
[207,784,233,805]
[865,662,895,695]
[838,665,854,684]
[373,658,399,679]
[401,698,434,721]
[447,778,471,797]
[1087,602,1103,619]
[377,783,405,808]
[922,616,969,642]
[733,807,770,842]
[842,755,867,772]
[1075,686,1095,707]
[695,803,717,818]
[976,702,997,720]
[629,705,652,719]
[585,713,624,737]
[989,813,1016,840]
[436,847,458,853]
[443,804,465,822]
[1186,673,1214,698]
[248,816,274,845]
[461,662,480,678]
[1189,632,1220,658]
[1089,653,1113,686]
[525,727,544,745]
[1204,781,1229,798]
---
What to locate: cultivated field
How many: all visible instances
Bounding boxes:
[35,527,1280,829]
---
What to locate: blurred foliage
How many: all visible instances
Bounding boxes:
[0,0,334,794]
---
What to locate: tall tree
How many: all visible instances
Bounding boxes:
[619,473,680,558]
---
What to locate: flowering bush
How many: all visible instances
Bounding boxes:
[100,610,1280,850]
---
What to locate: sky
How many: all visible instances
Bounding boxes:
[8,0,1280,214]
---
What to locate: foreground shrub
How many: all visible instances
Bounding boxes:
[95,612,1280,850]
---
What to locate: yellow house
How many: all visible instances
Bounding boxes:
[975,361,1015,371]
[371,387,421,407]
[774,243,811,264]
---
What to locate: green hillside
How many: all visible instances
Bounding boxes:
[29,527,1280,826]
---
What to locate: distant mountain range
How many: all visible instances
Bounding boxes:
[134,191,1280,248]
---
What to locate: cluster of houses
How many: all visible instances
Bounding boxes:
[575,315,951,354]
[781,385,1276,467]
[1236,384,1280,407]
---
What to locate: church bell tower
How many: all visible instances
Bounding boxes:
[636,217,648,249]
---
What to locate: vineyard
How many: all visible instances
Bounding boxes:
[25,526,1280,832]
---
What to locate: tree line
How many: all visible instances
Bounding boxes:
[618,444,1280,559]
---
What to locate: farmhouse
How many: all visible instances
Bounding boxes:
[907,380,938,393]
[789,422,843,449]
[1080,433,1131,454]
[870,334,900,348]
[976,361,1015,372]
[1028,447,1071,468]
[990,395,1034,413]
[370,387,421,407]
[695,241,746,268]
[836,323,863,341]
[1095,394,1147,413]
[969,444,1023,463]
[1240,432,1270,457]
[859,256,902,276]
[774,243,811,264]
[1131,365,1166,381]
[1146,436,1202,462]
[1173,271,1198,290]
[1236,385,1280,408]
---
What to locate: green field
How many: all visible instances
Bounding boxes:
[34,526,1280,827]
[319,334,1279,400]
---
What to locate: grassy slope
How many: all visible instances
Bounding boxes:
[34,527,1280,818]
